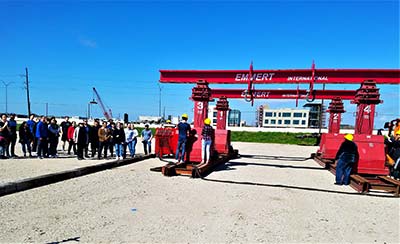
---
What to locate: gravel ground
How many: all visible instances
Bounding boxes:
[0,142,398,243]
[0,139,153,184]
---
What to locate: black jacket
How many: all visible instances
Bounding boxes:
[335,140,359,162]
[112,128,125,144]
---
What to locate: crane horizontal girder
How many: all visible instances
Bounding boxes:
[210,89,356,100]
[159,69,400,84]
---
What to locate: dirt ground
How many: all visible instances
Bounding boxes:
[0,142,398,243]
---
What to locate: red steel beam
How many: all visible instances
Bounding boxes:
[210,89,356,100]
[159,69,400,84]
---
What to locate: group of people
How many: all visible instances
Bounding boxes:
[0,114,154,160]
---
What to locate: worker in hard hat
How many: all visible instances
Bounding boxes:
[393,120,400,137]
[334,134,359,185]
[201,118,214,165]
[163,119,175,128]
[387,131,400,166]
[175,113,191,163]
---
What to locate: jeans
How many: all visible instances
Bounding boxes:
[21,141,32,156]
[336,153,355,185]
[115,143,123,157]
[91,141,98,157]
[175,137,187,162]
[201,139,212,163]
[10,135,17,156]
[126,139,137,157]
[48,136,58,156]
[77,143,85,159]
[98,141,108,159]
[37,138,48,158]
[68,139,76,155]
[142,140,151,155]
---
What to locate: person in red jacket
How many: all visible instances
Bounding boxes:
[67,121,76,155]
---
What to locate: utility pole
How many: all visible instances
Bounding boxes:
[1,80,13,114]
[25,67,31,116]
[158,84,162,118]
[318,83,326,134]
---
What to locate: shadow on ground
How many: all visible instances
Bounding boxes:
[46,236,80,244]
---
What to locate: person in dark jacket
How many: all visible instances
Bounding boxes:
[108,122,115,158]
[83,119,90,158]
[7,113,18,158]
[48,117,60,157]
[60,116,71,152]
[0,114,10,159]
[74,122,88,160]
[19,121,33,157]
[113,122,125,160]
[175,114,190,163]
[335,134,359,185]
[35,116,49,159]
[27,114,37,152]
[89,119,100,157]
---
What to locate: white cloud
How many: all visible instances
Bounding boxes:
[79,38,97,48]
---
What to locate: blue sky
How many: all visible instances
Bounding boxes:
[0,0,399,127]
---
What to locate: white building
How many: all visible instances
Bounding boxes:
[258,105,309,128]
[208,105,241,127]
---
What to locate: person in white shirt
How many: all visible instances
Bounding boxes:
[124,123,138,158]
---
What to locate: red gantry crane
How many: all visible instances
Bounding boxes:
[155,62,400,195]
[93,87,113,120]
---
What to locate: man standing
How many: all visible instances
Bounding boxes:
[124,123,138,158]
[26,114,37,152]
[7,113,18,158]
[74,122,88,160]
[83,119,90,158]
[98,121,110,159]
[0,114,10,159]
[335,134,359,185]
[141,124,152,155]
[60,116,71,152]
[36,116,49,159]
[175,113,191,163]
[89,119,100,157]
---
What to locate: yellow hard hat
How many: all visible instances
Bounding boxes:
[181,113,188,119]
[166,119,171,123]
[344,134,353,141]
[204,118,211,125]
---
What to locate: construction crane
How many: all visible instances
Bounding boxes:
[92,87,113,120]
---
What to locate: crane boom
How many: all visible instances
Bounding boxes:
[92,87,112,120]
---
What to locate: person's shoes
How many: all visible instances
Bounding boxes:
[38,156,43,159]
[78,157,84,160]
[334,182,343,185]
